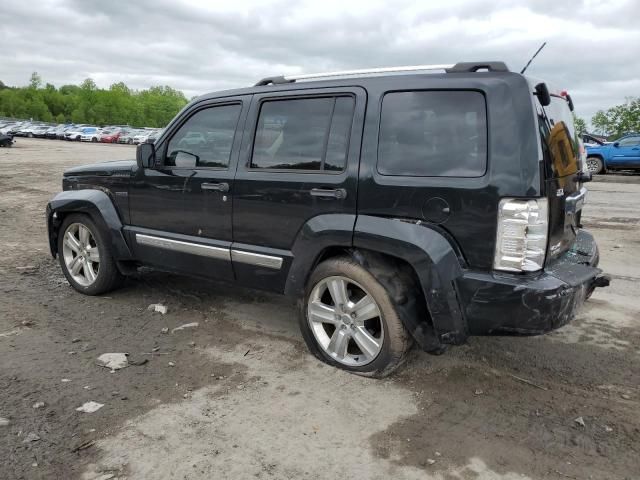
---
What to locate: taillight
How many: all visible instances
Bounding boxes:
[493,198,548,272]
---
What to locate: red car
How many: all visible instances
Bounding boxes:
[100,129,125,143]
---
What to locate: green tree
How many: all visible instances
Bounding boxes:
[591,97,640,139]
[573,114,587,135]
[0,73,188,127]
[29,72,42,89]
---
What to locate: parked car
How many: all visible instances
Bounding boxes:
[100,129,124,143]
[46,61,608,377]
[16,124,49,138]
[0,123,20,135]
[132,130,154,145]
[58,125,77,140]
[118,130,140,144]
[582,133,606,146]
[65,126,91,141]
[586,133,640,173]
[80,127,102,142]
[0,133,13,147]
[145,129,164,143]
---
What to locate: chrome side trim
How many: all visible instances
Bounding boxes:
[136,234,230,261]
[231,249,283,270]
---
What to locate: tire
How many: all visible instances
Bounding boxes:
[91,137,97,143]
[57,213,124,295]
[299,256,413,377]
[586,156,604,174]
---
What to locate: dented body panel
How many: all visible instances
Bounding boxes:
[458,230,602,335]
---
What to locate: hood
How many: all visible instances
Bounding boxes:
[63,159,136,177]
[585,143,606,153]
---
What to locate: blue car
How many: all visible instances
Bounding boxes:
[586,133,640,173]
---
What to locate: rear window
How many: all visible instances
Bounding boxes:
[537,95,579,178]
[377,91,487,177]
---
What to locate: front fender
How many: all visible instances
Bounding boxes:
[46,190,133,260]
[353,216,468,345]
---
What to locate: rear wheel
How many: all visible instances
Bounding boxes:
[299,257,413,377]
[57,214,124,295]
[586,156,604,174]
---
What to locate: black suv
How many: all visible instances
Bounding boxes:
[46,61,609,376]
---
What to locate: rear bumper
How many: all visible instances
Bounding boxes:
[457,229,608,335]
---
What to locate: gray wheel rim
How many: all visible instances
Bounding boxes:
[586,157,601,173]
[62,223,100,287]
[307,276,384,367]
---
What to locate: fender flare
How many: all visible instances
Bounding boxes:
[353,215,468,345]
[46,189,133,261]
[284,213,357,297]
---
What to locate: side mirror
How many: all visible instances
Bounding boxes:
[136,142,155,169]
[613,142,620,148]
[566,94,574,112]
[535,82,551,107]
[174,150,198,168]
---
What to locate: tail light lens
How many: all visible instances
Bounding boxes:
[494,198,548,272]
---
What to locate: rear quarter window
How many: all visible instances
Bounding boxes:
[377,91,487,177]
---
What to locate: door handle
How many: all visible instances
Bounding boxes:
[201,182,229,192]
[309,188,347,199]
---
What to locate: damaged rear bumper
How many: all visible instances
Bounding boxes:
[457,230,609,335]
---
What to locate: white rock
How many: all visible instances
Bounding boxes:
[61,378,71,383]
[427,459,436,465]
[97,353,129,371]
[23,432,41,443]
[171,322,199,333]
[574,416,586,427]
[76,401,104,413]
[0,417,10,427]
[32,402,45,409]
[161,327,169,334]
[168,362,176,367]
[94,475,115,480]
[148,303,168,314]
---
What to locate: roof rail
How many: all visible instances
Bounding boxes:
[445,61,509,73]
[254,61,509,86]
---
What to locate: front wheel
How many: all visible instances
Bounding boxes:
[57,214,124,295]
[586,156,604,174]
[299,257,413,377]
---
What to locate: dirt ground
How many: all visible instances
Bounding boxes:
[0,138,638,480]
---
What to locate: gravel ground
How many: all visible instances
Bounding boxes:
[0,138,638,480]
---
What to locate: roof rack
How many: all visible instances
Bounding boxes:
[255,61,509,86]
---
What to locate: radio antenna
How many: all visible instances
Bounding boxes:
[520,42,547,74]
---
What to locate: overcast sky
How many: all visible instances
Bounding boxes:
[2,0,638,122]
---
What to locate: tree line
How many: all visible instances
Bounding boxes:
[574,97,640,139]
[0,73,189,128]
[1,72,637,137]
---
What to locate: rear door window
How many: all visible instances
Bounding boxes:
[251,96,355,172]
[377,91,487,177]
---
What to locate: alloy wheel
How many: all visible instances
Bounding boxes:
[61,223,101,287]
[307,276,384,367]
[586,157,602,173]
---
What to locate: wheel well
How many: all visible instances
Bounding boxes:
[311,247,442,352]
[49,210,100,257]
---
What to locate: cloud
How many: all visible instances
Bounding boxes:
[2,0,639,122]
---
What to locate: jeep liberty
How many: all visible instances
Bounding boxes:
[46,61,609,376]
